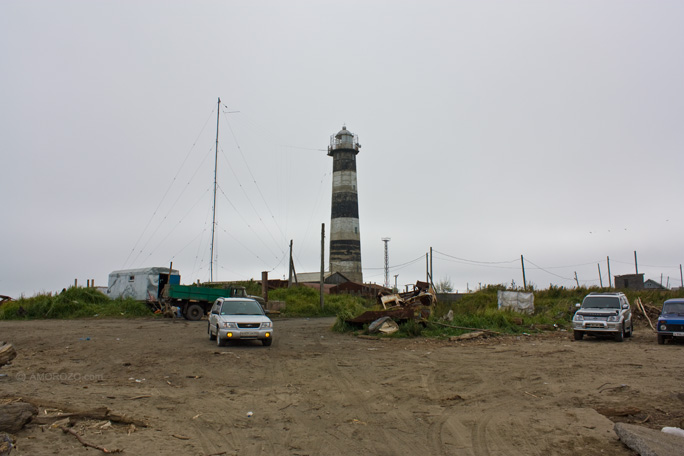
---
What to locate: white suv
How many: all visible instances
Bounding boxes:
[208,297,274,346]
[572,292,633,342]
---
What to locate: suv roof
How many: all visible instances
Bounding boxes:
[217,297,258,302]
[587,292,626,296]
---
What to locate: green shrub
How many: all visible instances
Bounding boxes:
[0,287,152,320]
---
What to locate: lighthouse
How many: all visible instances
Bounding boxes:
[328,126,363,284]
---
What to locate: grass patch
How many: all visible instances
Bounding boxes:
[270,285,370,318]
[337,285,684,339]
[0,287,152,320]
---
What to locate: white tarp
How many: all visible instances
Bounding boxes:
[107,267,179,301]
[497,291,534,314]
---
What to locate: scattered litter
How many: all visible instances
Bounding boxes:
[128,378,145,383]
[368,316,399,335]
[50,418,70,429]
[247,411,253,418]
[662,427,684,438]
[172,434,190,440]
[78,337,91,341]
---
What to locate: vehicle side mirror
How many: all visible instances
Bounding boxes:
[575,303,581,308]
[211,309,219,315]
[622,304,629,309]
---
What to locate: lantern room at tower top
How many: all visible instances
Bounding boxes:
[328,126,360,155]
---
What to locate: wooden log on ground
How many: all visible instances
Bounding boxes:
[31,406,148,428]
[0,343,17,367]
[0,402,38,433]
[449,331,486,341]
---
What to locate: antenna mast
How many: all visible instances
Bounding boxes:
[210,97,220,281]
[382,238,391,288]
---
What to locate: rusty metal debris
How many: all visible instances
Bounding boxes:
[346,282,436,326]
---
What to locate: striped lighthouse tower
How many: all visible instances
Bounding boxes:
[328,126,363,284]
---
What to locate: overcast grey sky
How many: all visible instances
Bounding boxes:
[2,0,683,298]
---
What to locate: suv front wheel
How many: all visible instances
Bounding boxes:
[573,331,584,340]
[614,323,625,342]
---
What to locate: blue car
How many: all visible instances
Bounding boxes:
[657,298,684,345]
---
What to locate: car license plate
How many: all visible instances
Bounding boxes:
[242,331,258,337]
[673,332,684,337]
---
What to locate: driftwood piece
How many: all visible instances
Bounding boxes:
[0,343,17,367]
[636,298,656,332]
[449,331,486,341]
[0,402,38,433]
[59,426,123,454]
[596,406,641,417]
[32,406,148,427]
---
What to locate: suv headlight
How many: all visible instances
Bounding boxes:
[222,322,237,328]
[607,315,619,322]
[574,314,584,321]
[660,323,667,331]
[261,322,273,328]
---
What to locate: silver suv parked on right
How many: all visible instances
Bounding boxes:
[572,292,633,342]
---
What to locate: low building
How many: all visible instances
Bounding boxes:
[614,273,644,290]
[644,279,666,290]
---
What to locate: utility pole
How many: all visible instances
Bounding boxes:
[634,250,639,275]
[320,223,325,310]
[607,256,612,288]
[288,240,294,288]
[521,255,527,290]
[382,238,391,288]
[210,97,220,282]
[425,253,429,284]
[598,263,603,288]
[429,247,434,289]
[574,271,580,288]
[680,264,683,289]
[393,274,398,292]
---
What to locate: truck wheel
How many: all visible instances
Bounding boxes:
[626,321,633,337]
[614,324,625,342]
[208,322,216,340]
[262,338,272,347]
[573,331,584,340]
[185,304,204,321]
[657,334,665,345]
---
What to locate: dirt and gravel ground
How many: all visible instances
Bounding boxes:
[1,316,683,455]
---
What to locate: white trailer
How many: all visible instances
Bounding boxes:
[107,267,180,301]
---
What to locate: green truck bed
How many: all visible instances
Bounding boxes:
[165,284,234,302]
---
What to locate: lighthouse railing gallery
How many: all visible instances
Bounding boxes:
[328,133,360,152]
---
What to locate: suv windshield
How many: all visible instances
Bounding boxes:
[663,302,684,315]
[582,296,620,309]
[220,300,263,316]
